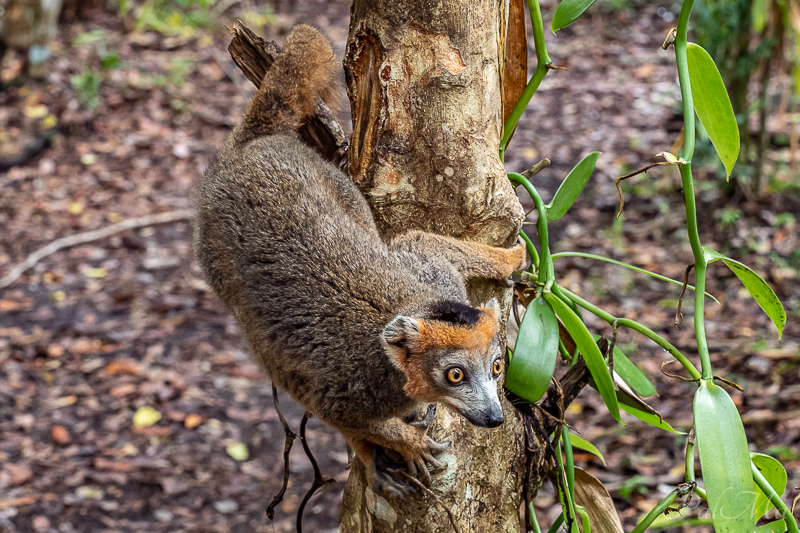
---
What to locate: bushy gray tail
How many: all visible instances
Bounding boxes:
[232,25,337,146]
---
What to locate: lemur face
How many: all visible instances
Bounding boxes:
[382,299,505,428]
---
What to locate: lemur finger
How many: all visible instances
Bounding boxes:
[412,458,432,486]
[405,457,418,478]
[422,403,437,425]
[406,403,437,429]
[424,454,447,471]
[426,436,451,454]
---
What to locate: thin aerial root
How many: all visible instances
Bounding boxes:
[615,162,671,219]
[296,413,335,533]
[661,360,699,382]
[267,384,297,520]
[675,264,694,328]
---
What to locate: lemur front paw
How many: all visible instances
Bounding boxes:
[371,430,450,497]
[402,436,449,486]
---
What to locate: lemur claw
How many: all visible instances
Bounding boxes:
[404,403,437,429]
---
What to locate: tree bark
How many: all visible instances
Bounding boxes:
[339,1,538,531]
[3,0,63,70]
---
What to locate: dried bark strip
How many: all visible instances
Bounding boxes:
[227,21,349,165]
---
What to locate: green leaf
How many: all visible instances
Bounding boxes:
[704,247,786,338]
[612,346,657,398]
[552,0,599,31]
[546,152,600,221]
[756,520,788,533]
[544,292,620,422]
[569,435,607,466]
[686,43,740,179]
[751,453,788,521]
[507,296,560,403]
[589,334,657,398]
[617,390,683,434]
[694,380,754,533]
[226,442,250,461]
[132,406,162,428]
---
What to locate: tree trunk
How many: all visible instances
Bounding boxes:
[3,0,63,72]
[339,1,538,531]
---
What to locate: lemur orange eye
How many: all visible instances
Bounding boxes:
[446,367,465,384]
[492,358,504,376]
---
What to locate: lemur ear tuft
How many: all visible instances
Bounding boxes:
[382,315,421,353]
[483,298,500,319]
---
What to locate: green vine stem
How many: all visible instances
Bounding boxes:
[685,429,696,483]
[551,282,583,321]
[684,429,709,500]
[509,173,553,286]
[557,285,702,380]
[551,251,720,304]
[576,507,591,533]
[673,0,712,379]
[562,428,575,502]
[518,228,540,274]
[500,0,552,161]
[546,513,564,533]
[631,489,680,533]
[555,440,579,533]
[529,501,543,533]
[752,462,800,533]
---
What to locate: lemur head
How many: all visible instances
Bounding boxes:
[382,299,505,428]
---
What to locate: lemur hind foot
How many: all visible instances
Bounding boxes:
[348,415,450,498]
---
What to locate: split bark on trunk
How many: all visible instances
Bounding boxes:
[339,1,538,531]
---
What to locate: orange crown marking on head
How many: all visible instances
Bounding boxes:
[415,310,498,353]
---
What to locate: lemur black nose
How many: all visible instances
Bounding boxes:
[485,413,504,428]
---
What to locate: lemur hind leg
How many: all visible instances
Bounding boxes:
[343,416,450,498]
[389,230,527,281]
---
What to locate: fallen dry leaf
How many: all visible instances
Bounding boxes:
[105,359,142,375]
[184,414,204,429]
[51,425,71,445]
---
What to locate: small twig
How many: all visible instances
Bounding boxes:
[296,413,335,533]
[615,162,671,219]
[393,470,461,533]
[267,384,297,520]
[675,264,695,328]
[661,360,699,382]
[0,209,193,290]
[522,158,551,179]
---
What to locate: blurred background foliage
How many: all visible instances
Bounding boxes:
[695,0,800,197]
[4,0,797,194]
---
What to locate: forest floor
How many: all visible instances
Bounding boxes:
[1,0,798,532]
